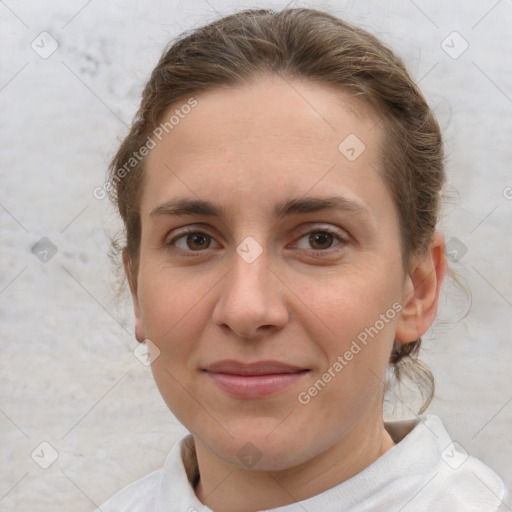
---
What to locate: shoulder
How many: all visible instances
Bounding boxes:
[94,469,163,512]
[93,433,200,512]
[432,450,509,511]
[395,415,510,511]
[423,454,510,511]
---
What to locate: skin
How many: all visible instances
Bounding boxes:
[124,74,446,512]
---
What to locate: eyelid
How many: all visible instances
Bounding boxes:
[294,223,349,240]
[166,224,221,246]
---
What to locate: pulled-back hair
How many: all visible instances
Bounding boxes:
[108,8,445,413]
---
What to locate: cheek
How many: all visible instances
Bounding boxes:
[303,265,401,339]
[138,267,206,354]
[138,268,211,424]
[300,267,401,395]
[301,279,399,410]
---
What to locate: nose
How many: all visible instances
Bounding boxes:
[211,247,289,341]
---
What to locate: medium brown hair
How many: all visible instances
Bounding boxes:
[108,8,445,413]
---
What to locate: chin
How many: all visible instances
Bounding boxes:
[197,425,317,472]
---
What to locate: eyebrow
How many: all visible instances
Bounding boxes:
[149,195,370,220]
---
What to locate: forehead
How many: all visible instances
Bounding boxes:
[147,74,379,157]
[141,74,390,220]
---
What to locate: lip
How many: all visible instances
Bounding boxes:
[203,360,309,399]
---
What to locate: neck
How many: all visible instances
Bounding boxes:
[193,412,395,512]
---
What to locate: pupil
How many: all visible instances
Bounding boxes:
[310,232,332,250]
[188,233,209,250]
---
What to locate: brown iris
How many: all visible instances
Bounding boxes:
[186,233,211,250]
[308,232,334,250]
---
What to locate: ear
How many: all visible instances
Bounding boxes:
[122,248,146,343]
[395,233,446,343]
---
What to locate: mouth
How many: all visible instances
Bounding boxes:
[202,360,310,399]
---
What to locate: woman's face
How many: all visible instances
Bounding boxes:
[131,75,411,470]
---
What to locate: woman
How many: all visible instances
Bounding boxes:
[97,7,509,511]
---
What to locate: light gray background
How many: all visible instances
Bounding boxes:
[1,1,511,510]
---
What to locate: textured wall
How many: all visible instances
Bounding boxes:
[1,1,511,510]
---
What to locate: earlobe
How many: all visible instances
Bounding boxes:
[122,249,146,343]
[395,233,446,343]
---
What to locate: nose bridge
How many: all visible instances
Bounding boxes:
[227,217,270,291]
[212,238,288,338]
[229,239,271,303]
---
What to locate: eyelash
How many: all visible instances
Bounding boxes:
[166,225,349,256]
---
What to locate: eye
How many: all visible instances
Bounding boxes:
[293,227,348,252]
[166,225,348,254]
[168,229,221,252]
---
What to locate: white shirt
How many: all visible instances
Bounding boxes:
[96,415,510,511]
